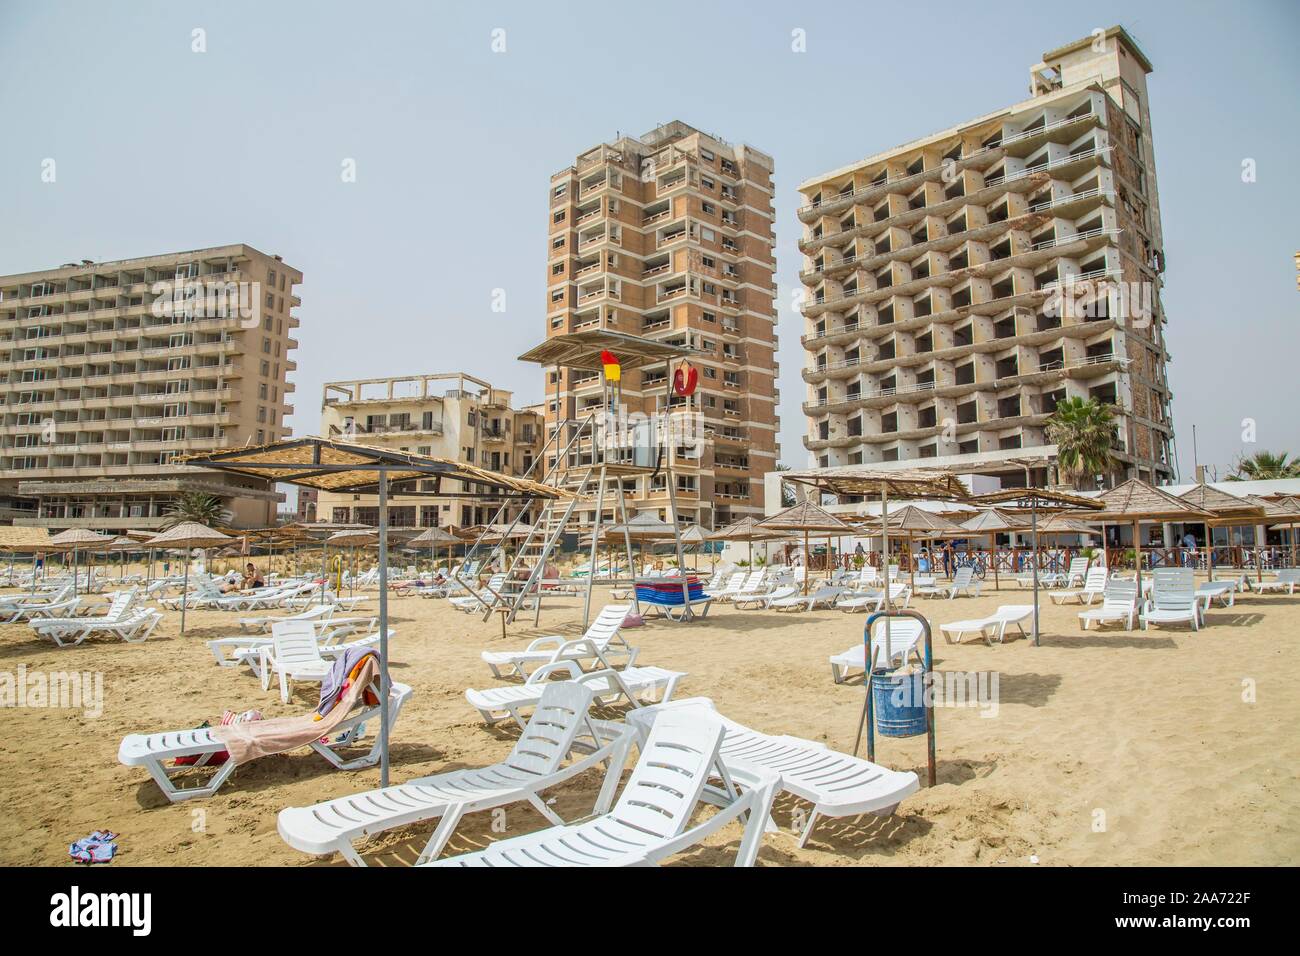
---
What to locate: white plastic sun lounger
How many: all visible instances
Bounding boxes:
[769,585,843,612]
[237,603,335,633]
[1142,590,1200,631]
[1077,582,1138,630]
[480,604,633,679]
[206,618,382,668]
[1,585,77,623]
[32,608,162,648]
[249,621,391,702]
[1254,569,1300,595]
[1195,581,1237,611]
[425,708,780,868]
[1049,566,1109,605]
[732,585,798,610]
[915,566,981,600]
[627,698,919,849]
[939,605,1034,645]
[277,682,638,865]
[836,583,911,613]
[830,618,926,683]
[117,679,412,803]
[465,662,685,728]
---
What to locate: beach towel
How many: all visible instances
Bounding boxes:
[212,657,381,766]
[317,647,380,719]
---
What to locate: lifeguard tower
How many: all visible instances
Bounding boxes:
[452,330,705,627]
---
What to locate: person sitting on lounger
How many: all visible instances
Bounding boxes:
[222,563,265,593]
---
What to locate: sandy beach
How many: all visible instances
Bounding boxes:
[1,575,1297,867]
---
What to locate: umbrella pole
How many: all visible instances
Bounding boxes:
[1206,521,1214,582]
[803,530,809,595]
[180,551,190,634]
[377,471,391,790]
[991,533,999,591]
[1031,504,1040,646]
[1133,519,1143,611]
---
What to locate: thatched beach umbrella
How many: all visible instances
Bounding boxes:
[145,522,233,633]
[867,505,965,592]
[678,524,708,570]
[1084,479,1213,601]
[759,502,857,595]
[48,528,114,596]
[409,526,461,576]
[328,528,378,597]
[959,508,1030,591]
[0,526,54,595]
[1177,484,1266,583]
[971,487,1107,646]
[106,536,139,579]
[707,516,790,569]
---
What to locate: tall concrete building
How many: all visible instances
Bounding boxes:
[316,372,544,529]
[546,121,779,528]
[0,244,300,531]
[797,27,1174,487]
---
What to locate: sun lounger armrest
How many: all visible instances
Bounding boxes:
[524,635,566,652]
[524,661,584,684]
[642,766,782,867]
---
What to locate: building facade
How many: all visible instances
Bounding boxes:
[0,244,299,531]
[316,372,544,529]
[797,27,1174,487]
[545,121,780,528]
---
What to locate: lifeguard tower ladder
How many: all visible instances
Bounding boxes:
[451,330,702,628]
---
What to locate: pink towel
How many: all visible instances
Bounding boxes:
[212,658,381,766]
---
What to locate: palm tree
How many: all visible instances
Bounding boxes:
[775,464,796,507]
[1226,450,1300,481]
[161,491,231,530]
[1045,397,1117,489]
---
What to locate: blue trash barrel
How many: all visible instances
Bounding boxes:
[871,668,928,738]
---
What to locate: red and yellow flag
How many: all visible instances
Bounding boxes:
[600,350,621,383]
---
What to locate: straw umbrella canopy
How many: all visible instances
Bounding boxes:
[1176,484,1266,582]
[958,508,1030,591]
[1083,479,1213,598]
[758,502,857,594]
[866,505,966,592]
[145,522,233,633]
[707,516,791,569]
[48,528,115,595]
[409,526,461,575]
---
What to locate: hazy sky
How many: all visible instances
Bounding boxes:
[3,0,1297,480]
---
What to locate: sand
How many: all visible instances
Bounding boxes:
[1,574,1297,866]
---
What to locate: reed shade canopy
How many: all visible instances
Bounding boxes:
[1066,479,1211,602]
[758,502,857,595]
[144,522,233,633]
[48,528,115,597]
[408,526,461,576]
[1176,484,1268,583]
[179,436,575,790]
[969,486,1106,646]
[958,508,1031,592]
[862,505,965,592]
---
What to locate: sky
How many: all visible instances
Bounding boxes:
[2,0,1297,483]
